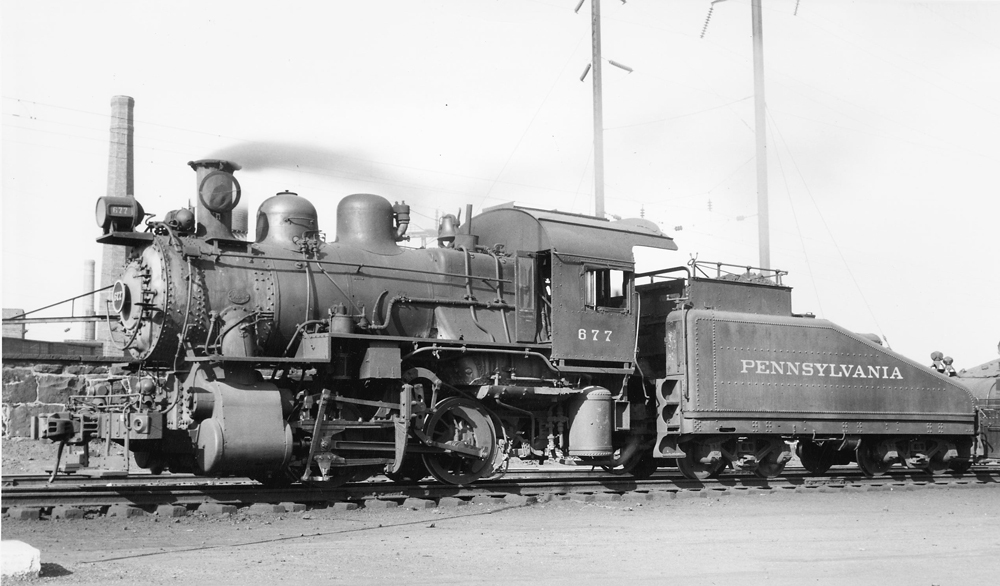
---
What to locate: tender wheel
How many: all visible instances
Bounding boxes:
[597,444,645,476]
[421,397,498,486]
[924,451,951,475]
[754,451,787,479]
[628,454,659,480]
[856,440,892,477]
[796,441,832,475]
[949,459,973,474]
[949,440,974,474]
[599,459,632,476]
[677,442,726,480]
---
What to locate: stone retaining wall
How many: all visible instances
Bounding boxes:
[1,359,128,437]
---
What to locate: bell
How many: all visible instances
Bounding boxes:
[437,214,459,248]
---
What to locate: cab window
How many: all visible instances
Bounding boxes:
[585,268,630,310]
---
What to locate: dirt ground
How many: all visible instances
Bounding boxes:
[3,478,999,586]
[2,437,135,476]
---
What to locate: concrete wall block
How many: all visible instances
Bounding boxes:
[109,364,132,376]
[156,505,189,517]
[198,503,237,516]
[32,364,64,374]
[65,365,109,376]
[3,366,36,384]
[5,508,41,521]
[248,503,287,514]
[107,505,145,518]
[52,506,86,520]
[35,373,83,404]
[6,403,65,437]
[82,375,114,390]
[503,494,538,506]
[2,367,38,403]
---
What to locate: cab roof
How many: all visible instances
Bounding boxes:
[472,203,677,265]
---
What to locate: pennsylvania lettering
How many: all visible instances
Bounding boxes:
[739,359,903,380]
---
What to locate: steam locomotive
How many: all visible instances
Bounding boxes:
[34,159,995,485]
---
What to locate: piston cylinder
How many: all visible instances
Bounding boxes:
[190,376,293,476]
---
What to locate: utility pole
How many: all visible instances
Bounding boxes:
[591,0,606,218]
[752,0,770,269]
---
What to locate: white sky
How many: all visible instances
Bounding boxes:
[2,0,998,366]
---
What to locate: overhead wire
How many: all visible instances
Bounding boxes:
[794,8,1000,116]
[754,73,999,163]
[2,99,609,205]
[6,5,998,222]
[918,3,1000,52]
[604,95,751,130]
[766,108,824,317]
[482,30,589,205]
[766,109,886,340]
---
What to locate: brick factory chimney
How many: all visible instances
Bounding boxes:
[97,95,134,355]
[105,96,134,198]
[82,260,96,341]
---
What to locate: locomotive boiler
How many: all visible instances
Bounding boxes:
[34,158,990,484]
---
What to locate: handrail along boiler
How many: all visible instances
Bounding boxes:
[34,159,990,483]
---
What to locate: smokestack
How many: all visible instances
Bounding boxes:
[187,159,242,241]
[98,95,135,356]
[83,260,96,341]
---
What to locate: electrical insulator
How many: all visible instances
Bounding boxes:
[608,60,633,73]
[701,0,728,39]
[701,5,714,38]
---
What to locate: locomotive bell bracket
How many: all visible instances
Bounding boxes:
[96,196,145,234]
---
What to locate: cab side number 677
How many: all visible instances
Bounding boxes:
[578,329,612,342]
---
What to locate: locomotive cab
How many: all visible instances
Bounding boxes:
[473,203,677,368]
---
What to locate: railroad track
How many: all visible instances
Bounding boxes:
[4,464,999,518]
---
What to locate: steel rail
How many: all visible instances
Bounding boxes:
[3,467,998,513]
